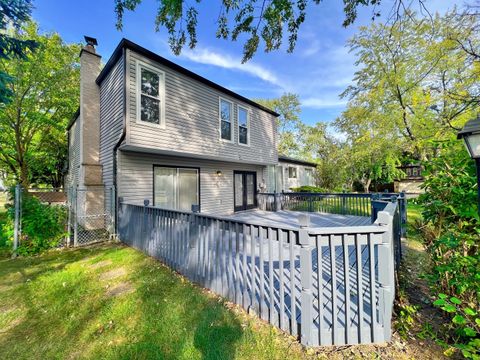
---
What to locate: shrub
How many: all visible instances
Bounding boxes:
[289,185,329,193]
[418,139,480,358]
[2,188,67,256]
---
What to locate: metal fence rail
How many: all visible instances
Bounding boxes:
[258,192,407,238]
[117,200,398,347]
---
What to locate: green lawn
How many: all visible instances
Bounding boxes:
[0,244,316,360]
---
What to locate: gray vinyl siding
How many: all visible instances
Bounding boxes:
[125,50,277,165]
[118,150,266,215]
[67,116,81,190]
[99,53,124,216]
[279,162,316,191]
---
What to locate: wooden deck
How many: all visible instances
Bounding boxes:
[224,210,372,228]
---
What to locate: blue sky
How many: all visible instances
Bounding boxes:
[32,0,456,127]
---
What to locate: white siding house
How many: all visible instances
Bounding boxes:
[67,37,279,222]
[276,155,317,192]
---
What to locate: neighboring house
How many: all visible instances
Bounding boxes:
[66,37,279,221]
[276,155,317,192]
[393,164,424,196]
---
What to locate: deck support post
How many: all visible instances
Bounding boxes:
[188,206,199,280]
[376,211,394,342]
[299,228,314,346]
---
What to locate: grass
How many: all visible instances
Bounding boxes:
[0,243,318,360]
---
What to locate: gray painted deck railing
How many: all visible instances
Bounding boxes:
[117,199,399,347]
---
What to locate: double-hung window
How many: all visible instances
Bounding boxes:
[137,61,165,127]
[154,166,199,212]
[220,98,233,141]
[238,106,249,145]
[288,167,297,179]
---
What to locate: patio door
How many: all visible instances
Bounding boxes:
[234,171,257,212]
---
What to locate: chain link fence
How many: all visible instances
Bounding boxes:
[10,185,114,252]
[67,186,115,246]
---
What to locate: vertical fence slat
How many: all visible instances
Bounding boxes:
[279,229,286,331]
[289,230,297,336]
[259,226,267,320]
[268,228,275,325]
[330,235,338,344]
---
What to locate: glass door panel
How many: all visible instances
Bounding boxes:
[246,174,255,205]
[234,173,243,208]
[154,167,176,209]
[178,168,198,211]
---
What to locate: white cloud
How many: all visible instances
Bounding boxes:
[302,97,348,109]
[181,48,285,89]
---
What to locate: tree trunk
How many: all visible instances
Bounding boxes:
[363,178,371,193]
[19,159,30,190]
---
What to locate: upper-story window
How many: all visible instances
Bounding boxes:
[137,61,165,127]
[238,106,249,145]
[220,98,233,141]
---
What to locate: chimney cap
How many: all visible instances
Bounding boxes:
[84,36,98,47]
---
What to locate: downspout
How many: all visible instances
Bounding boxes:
[112,46,127,236]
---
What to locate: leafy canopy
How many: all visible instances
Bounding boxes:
[0,23,80,187]
[114,0,385,62]
[0,0,37,104]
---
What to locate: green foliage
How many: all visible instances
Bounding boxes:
[290,185,328,193]
[433,295,480,359]
[395,303,419,339]
[113,0,385,62]
[0,0,37,104]
[255,93,303,157]
[418,139,480,358]
[2,189,67,255]
[0,23,80,187]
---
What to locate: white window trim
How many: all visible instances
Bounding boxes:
[136,60,166,129]
[288,166,297,179]
[237,105,250,147]
[219,97,234,143]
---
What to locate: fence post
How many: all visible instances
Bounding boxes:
[273,191,277,212]
[342,191,346,214]
[299,227,314,346]
[73,187,78,247]
[400,191,407,238]
[12,184,21,257]
[143,199,149,246]
[376,211,394,342]
[188,205,199,279]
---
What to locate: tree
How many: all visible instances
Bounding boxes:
[336,98,403,192]
[114,0,414,62]
[0,0,37,104]
[255,93,303,156]
[0,23,80,188]
[342,9,480,161]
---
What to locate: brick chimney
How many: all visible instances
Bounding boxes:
[79,36,102,186]
[78,36,104,231]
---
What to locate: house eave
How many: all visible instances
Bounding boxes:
[119,144,277,166]
[96,38,280,118]
[278,155,317,167]
[66,108,80,131]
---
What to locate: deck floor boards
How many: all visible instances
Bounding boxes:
[223,210,372,229]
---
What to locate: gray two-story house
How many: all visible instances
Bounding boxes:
[67,37,279,224]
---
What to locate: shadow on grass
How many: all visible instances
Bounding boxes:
[108,254,244,360]
[0,244,245,360]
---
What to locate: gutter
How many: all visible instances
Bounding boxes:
[112,47,127,236]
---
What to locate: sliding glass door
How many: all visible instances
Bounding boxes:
[154,166,199,211]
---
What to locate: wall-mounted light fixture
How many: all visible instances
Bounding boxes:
[216,170,223,177]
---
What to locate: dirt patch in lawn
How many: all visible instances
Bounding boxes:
[88,259,112,270]
[99,267,127,281]
[106,282,134,297]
